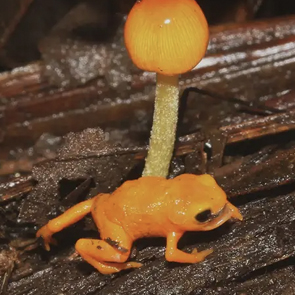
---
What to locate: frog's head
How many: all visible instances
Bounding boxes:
[168,174,242,232]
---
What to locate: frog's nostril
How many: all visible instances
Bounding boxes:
[195,209,212,223]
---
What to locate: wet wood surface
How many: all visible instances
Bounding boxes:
[0,16,295,156]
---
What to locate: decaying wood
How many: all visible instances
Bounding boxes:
[6,187,295,295]
[197,264,295,295]
[1,16,295,158]
[0,0,34,49]
[222,108,295,143]
[1,128,295,294]
[0,175,33,204]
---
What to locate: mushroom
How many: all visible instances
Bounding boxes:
[124,0,209,177]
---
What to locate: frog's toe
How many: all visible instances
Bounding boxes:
[125,261,143,269]
[45,237,57,251]
[191,248,213,262]
[36,226,57,251]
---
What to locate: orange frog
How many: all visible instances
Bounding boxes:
[36,174,242,274]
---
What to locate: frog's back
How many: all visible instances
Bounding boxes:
[112,176,168,209]
[101,177,169,225]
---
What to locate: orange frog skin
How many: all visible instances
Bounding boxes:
[36,174,242,275]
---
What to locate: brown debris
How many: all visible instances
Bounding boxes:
[0,0,34,50]
[218,144,295,197]
[17,128,141,225]
[199,264,295,295]
[39,0,130,88]
[0,175,34,204]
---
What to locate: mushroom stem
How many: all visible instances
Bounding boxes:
[143,73,179,177]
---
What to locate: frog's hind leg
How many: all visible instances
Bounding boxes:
[75,238,142,275]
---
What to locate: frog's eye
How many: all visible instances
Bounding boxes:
[195,209,212,223]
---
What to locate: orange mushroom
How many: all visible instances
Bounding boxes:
[125,0,209,177]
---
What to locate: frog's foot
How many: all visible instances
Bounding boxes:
[166,232,213,264]
[89,260,143,275]
[36,225,57,251]
[75,238,140,275]
[191,248,213,262]
[166,247,213,264]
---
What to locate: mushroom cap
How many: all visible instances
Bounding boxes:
[124,0,209,76]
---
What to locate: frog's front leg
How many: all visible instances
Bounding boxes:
[165,232,213,263]
[36,198,95,250]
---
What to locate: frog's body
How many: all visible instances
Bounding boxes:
[37,174,242,274]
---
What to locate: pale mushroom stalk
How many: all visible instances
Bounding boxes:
[143,74,179,177]
[125,0,209,178]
